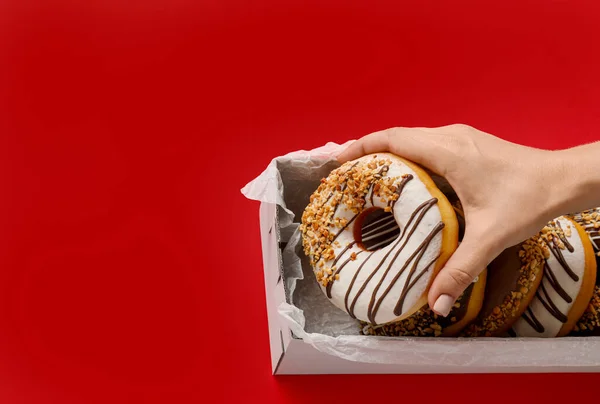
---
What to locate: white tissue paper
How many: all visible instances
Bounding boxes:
[241,141,600,368]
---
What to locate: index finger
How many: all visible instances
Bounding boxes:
[337,129,393,162]
[337,127,437,171]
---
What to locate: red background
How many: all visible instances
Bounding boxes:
[2,0,600,403]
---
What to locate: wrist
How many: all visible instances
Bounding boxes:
[545,146,600,218]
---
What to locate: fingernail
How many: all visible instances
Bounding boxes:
[433,294,455,317]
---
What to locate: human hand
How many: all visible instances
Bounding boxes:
[337,124,567,317]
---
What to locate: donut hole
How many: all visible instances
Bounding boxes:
[354,208,400,251]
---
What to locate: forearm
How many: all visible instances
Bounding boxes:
[548,142,600,217]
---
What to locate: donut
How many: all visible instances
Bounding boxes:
[300,153,459,325]
[360,204,486,337]
[511,217,597,337]
[461,237,545,337]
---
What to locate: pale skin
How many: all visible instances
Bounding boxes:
[338,124,600,317]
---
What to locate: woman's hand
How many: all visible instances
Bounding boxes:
[338,124,583,317]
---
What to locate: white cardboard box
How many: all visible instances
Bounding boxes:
[246,142,600,375]
[259,201,600,375]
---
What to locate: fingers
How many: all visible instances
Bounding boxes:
[427,231,498,316]
[338,127,443,172]
[337,129,394,162]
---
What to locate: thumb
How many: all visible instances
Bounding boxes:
[427,231,495,317]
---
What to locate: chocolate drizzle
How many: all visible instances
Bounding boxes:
[555,220,574,252]
[545,239,579,282]
[326,250,363,298]
[330,184,347,218]
[369,183,376,206]
[369,221,444,322]
[537,282,569,323]
[361,219,398,239]
[362,214,396,233]
[320,165,394,258]
[390,174,413,209]
[524,220,580,334]
[543,262,572,303]
[394,249,442,316]
[363,200,436,323]
[312,160,445,323]
[343,198,443,324]
[522,307,545,333]
[313,165,397,267]
[333,242,356,266]
[360,211,400,251]
[331,214,358,245]
[367,165,390,206]
[312,163,359,259]
[345,252,375,316]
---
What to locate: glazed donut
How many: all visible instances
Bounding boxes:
[512,217,597,337]
[300,153,458,325]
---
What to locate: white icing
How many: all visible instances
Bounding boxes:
[513,217,587,337]
[315,155,444,325]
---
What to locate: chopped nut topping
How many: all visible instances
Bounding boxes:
[359,290,470,337]
[300,157,406,287]
[462,220,570,337]
[573,286,600,334]
[359,308,444,337]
